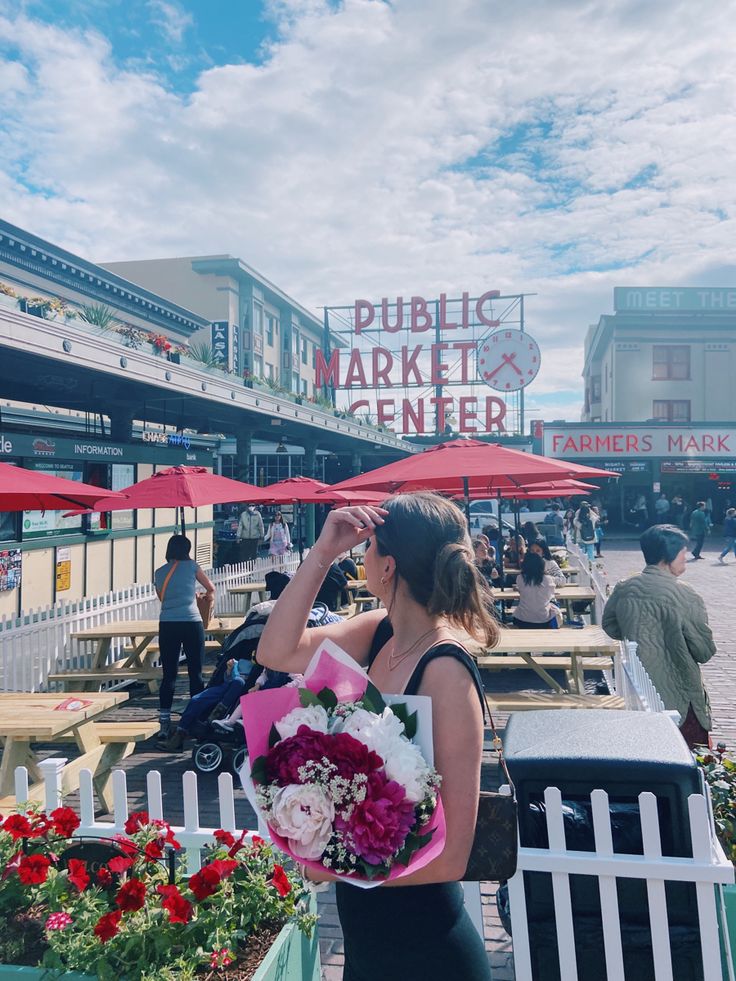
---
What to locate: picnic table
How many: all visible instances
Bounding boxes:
[503,565,579,580]
[227,582,268,613]
[491,584,597,622]
[473,625,618,695]
[0,691,157,809]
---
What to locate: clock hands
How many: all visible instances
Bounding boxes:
[502,353,523,376]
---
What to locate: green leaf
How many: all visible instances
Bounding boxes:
[404,710,418,740]
[250,755,268,784]
[299,688,321,707]
[390,702,409,725]
[268,723,281,748]
[317,687,338,710]
[360,681,386,714]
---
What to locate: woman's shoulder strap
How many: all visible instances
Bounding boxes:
[405,642,485,715]
[367,616,393,667]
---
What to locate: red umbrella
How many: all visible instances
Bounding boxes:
[69,466,274,533]
[330,439,617,496]
[261,476,332,504]
[0,461,128,511]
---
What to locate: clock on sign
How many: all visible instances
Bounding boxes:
[477,329,541,392]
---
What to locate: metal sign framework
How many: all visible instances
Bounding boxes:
[321,292,535,436]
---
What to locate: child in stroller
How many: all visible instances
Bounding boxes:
[186,599,340,774]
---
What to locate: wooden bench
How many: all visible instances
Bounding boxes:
[48,667,162,692]
[351,596,376,615]
[121,639,222,657]
[485,692,625,713]
[94,721,160,743]
[477,655,613,671]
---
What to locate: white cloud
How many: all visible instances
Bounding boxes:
[147,0,193,45]
[0,0,734,426]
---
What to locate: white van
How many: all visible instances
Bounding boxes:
[467,500,564,543]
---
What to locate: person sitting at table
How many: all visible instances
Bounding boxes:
[512,551,561,629]
[521,520,538,546]
[154,535,216,740]
[504,534,526,567]
[528,537,566,586]
[473,537,500,586]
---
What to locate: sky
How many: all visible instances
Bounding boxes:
[1,0,734,429]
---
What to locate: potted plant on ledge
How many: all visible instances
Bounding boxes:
[0,806,319,981]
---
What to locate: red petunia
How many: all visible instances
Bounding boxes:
[144,841,164,862]
[67,858,90,891]
[124,811,149,835]
[270,864,292,897]
[188,865,220,901]
[209,859,238,880]
[18,853,51,885]
[96,866,113,888]
[112,835,138,857]
[50,807,80,838]
[251,835,266,848]
[213,829,235,847]
[94,910,122,942]
[151,819,181,850]
[157,884,193,924]
[2,815,32,840]
[108,856,135,874]
[115,878,146,912]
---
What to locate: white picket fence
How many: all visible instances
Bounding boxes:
[507,785,735,981]
[0,554,300,693]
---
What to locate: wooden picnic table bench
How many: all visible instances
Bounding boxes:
[491,584,598,623]
[485,692,625,714]
[227,582,268,613]
[0,691,142,811]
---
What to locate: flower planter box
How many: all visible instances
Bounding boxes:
[0,916,320,981]
[720,882,736,976]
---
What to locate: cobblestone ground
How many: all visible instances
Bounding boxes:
[21,534,734,980]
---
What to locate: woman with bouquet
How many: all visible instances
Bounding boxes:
[258,492,497,981]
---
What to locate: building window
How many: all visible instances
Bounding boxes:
[302,337,308,366]
[653,399,691,422]
[253,302,264,339]
[591,376,601,401]
[253,354,264,378]
[266,314,277,346]
[652,345,690,380]
[301,378,308,395]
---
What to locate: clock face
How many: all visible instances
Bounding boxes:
[477,329,541,392]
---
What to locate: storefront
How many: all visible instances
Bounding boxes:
[540,423,736,527]
[0,431,213,615]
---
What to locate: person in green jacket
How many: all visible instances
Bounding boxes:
[688,501,709,560]
[603,524,716,748]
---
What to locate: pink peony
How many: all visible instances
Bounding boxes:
[337,772,415,865]
[265,726,382,786]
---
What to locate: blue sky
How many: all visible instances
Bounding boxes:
[0,0,734,428]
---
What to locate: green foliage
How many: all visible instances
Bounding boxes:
[188,340,219,367]
[696,746,736,864]
[77,303,117,331]
[360,681,386,714]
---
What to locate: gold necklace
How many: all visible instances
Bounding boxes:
[388,625,442,671]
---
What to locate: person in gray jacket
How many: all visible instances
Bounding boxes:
[602,524,716,748]
[237,504,265,562]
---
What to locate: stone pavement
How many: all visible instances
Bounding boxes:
[20,535,735,980]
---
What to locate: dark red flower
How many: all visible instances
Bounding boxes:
[157,884,193,924]
[108,856,135,874]
[115,878,146,912]
[213,829,235,847]
[50,807,80,838]
[335,771,414,865]
[189,865,221,901]
[270,864,292,897]
[2,815,32,840]
[96,866,113,888]
[112,834,138,857]
[265,727,382,786]
[209,859,238,880]
[227,830,250,857]
[144,841,164,862]
[251,834,266,848]
[28,815,52,838]
[151,820,181,849]
[67,858,90,891]
[94,910,122,942]
[124,811,149,835]
[18,853,51,884]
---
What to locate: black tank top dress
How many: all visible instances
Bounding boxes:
[335,618,492,981]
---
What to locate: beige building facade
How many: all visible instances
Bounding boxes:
[582,287,736,424]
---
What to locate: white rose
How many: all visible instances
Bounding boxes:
[275,704,329,740]
[381,739,429,803]
[342,708,429,803]
[269,783,335,860]
[333,707,377,736]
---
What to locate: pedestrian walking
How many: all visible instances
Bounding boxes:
[670,494,686,528]
[602,524,715,749]
[654,492,670,522]
[264,510,292,559]
[689,501,709,559]
[718,508,736,563]
[236,504,265,562]
[574,501,598,561]
[154,534,215,740]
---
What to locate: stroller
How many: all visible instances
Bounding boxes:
[191,599,335,775]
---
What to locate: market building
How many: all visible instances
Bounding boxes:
[543,286,736,524]
[0,220,408,615]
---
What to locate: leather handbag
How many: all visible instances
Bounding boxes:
[196,592,214,629]
[463,703,518,882]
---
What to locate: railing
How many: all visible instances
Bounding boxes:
[613,639,679,721]
[507,786,735,981]
[0,554,300,693]
[12,764,256,875]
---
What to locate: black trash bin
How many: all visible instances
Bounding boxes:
[503,709,705,981]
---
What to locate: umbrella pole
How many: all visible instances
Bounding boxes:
[463,476,470,526]
[496,489,504,585]
[298,504,304,564]
[180,507,186,536]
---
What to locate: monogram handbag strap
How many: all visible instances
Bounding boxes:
[159,560,179,603]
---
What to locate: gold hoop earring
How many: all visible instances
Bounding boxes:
[380,576,386,585]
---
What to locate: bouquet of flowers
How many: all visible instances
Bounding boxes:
[240,640,446,884]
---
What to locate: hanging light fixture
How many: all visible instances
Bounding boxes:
[275,438,288,454]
